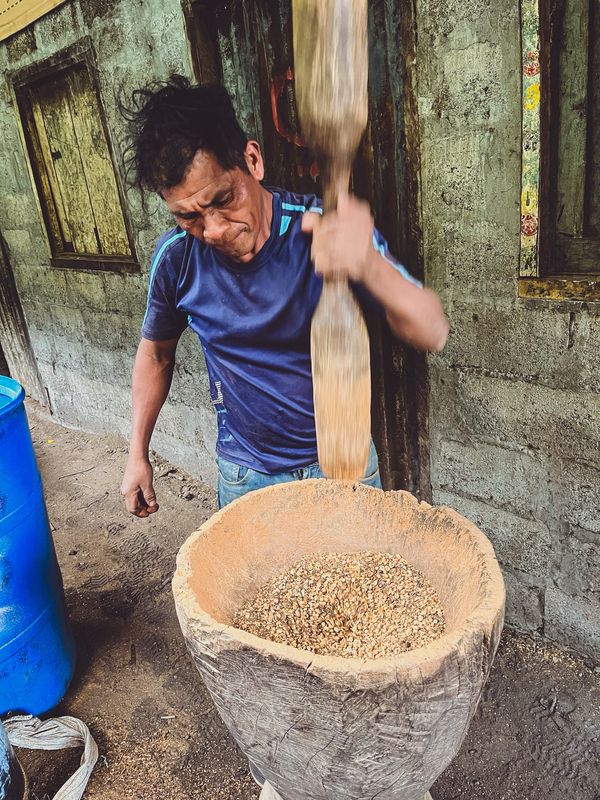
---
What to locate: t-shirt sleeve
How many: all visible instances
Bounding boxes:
[371,228,423,288]
[141,233,189,341]
[352,228,422,315]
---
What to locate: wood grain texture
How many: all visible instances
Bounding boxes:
[36,75,98,254]
[588,0,600,234]
[173,482,505,800]
[540,0,600,278]
[28,86,73,249]
[293,0,372,479]
[518,275,600,300]
[261,780,432,800]
[555,0,589,238]
[186,0,429,491]
[66,67,131,256]
[293,0,368,163]
[0,236,46,403]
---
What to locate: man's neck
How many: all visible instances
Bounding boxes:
[252,185,274,257]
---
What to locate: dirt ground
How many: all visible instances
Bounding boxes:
[12,403,600,800]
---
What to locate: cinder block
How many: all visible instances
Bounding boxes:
[170,373,211,411]
[549,461,600,535]
[2,229,33,261]
[441,303,591,390]
[19,266,66,306]
[136,224,172,270]
[49,305,86,342]
[554,524,600,601]
[425,219,519,298]
[445,371,600,466]
[0,194,39,231]
[502,567,544,633]
[418,0,519,53]
[152,400,218,483]
[431,438,550,518]
[27,328,56,364]
[35,2,81,56]
[545,587,600,662]
[103,271,146,317]
[151,428,218,487]
[573,313,600,391]
[48,367,131,432]
[51,339,87,373]
[438,41,506,128]
[5,26,37,63]
[64,271,108,313]
[79,308,133,353]
[21,299,50,333]
[434,490,554,579]
[154,399,215,445]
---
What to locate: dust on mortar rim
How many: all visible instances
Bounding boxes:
[172,480,505,677]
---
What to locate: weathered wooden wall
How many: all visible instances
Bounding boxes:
[184,0,430,495]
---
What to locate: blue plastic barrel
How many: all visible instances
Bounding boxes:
[0,719,25,800]
[0,376,75,714]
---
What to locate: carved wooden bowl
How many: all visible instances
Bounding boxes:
[173,481,505,800]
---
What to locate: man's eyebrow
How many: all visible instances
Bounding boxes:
[174,210,200,219]
[173,188,232,216]
[199,188,232,208]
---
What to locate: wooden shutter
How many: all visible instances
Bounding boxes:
[545,0,600,275]
[18,62,133,266]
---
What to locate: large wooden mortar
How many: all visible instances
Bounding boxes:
[173,482,505,800]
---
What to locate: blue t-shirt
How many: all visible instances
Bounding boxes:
[141,188,421,473]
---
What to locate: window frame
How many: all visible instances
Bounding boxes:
[519,0,600,301]
[10,39,138,274]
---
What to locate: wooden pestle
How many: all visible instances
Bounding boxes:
[292,0,371,480]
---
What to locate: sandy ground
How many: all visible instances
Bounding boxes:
[12,403,600,800]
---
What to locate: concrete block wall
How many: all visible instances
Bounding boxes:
[0,0,218,482]
[416,0,600,660]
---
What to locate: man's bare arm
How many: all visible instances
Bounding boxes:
[360,253,448,352]
[120,336,180,517]
[302,195,449,352]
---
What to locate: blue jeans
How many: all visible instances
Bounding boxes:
[217,440,382,508]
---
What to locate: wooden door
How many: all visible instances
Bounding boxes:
[185,0,431,498]
[0,234,46,403]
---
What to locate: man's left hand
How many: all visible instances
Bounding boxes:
[301,193,375,284]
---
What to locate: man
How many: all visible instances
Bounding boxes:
[120,76,448,516]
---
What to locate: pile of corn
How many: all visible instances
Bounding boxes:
[233,551,445,659]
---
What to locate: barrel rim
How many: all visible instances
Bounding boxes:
[0,376,25,420]
[173,481,506,678]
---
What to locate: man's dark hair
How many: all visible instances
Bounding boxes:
[123,75,249,193]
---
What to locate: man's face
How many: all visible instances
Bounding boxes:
[161,143,269,263]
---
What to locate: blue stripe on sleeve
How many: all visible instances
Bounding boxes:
[142,230,187,327]
[372,233,422,288]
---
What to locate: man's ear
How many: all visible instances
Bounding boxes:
[244,141,265,181]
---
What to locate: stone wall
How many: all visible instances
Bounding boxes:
[416,0,600,660]
[0,0,218,482]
